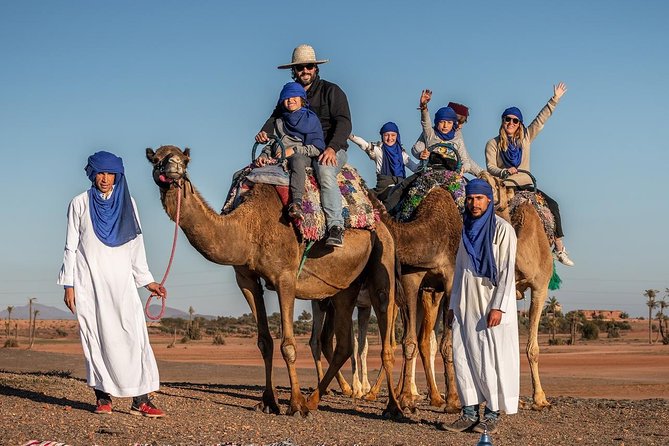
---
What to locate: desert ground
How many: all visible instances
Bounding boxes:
[1,318,668,445]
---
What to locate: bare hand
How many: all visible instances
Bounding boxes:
[487,309,503,328]
[420,89,432,107]
[255,131,270,143]
[419,149,429,160]
[553,82,567,100]
[447,309,454,328]
[318,147,338,166]
[63,288,76,314]
[146,282,166,298]
[256,155,268,167]
[507,167,518,175]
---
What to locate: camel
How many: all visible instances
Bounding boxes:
[371,186,463,414]
[145,145,402,417]
[480,171,553,410]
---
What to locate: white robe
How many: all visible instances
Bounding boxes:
[57,191,159,397]
[449,217,519,414]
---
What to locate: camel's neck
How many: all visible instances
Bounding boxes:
[160,182,253,266]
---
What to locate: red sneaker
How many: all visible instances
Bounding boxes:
[94,401,112,414]
[130,401,165,418]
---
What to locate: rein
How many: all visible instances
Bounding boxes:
[145,180,183,320]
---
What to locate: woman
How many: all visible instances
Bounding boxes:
[256,82,325,221]
[349,121,420,203]
[411,90,483,176]
[485,82,574,266]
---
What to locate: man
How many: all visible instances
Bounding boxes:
[57,151,167,417]
[256,44,352,247]
[442,179,519,434]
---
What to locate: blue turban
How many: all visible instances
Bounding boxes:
[502,106,524,123]
[379,121,404,178]
[279,82,307,102]
[462,179,498,285]
[433,107,458,141]
[85,151,141,247]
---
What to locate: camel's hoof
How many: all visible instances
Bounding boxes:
[341,387,353,397]
[531,401,551,411]
[363,392,378,402]
[430,397,446,408]
[382,407,406,421]
[254,402,280,415]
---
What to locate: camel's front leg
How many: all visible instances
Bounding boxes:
[396,273,422,414]
[309,300,328,389]
[357,305,372,396]
[277,282,308,417]
[307,287,359,410]
[235,269,279,414]
[439,298,461,414]
[418,287,446,408]
[527,286,550,409]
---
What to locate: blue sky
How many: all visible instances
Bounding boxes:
[1,0,667,318]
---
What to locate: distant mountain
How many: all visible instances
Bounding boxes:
[0,303,216,321]
[0,303,76,320]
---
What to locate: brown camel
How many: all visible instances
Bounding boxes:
[371,186,463,414]
[480,171,553,410]
[146,145,402,417]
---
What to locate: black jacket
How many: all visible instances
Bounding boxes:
[261,76,352,152]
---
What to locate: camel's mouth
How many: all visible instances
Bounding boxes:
[158,174,174,184]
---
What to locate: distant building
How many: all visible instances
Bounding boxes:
[578,310,624,321]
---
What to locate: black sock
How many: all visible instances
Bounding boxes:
[94,389,111,405]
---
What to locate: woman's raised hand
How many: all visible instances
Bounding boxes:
[553,82,567,100]
[419,89,432,108]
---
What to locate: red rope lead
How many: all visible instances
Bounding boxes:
[145,187,181,320]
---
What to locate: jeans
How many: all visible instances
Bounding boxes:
[462,404,499,421]
[314,149,347,230]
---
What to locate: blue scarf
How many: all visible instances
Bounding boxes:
[500,140,523,168]
[433,107,458,141]
[85,151,141,247]
[462,179,498,285]
[379,121,405,178]
[279,82,325,150]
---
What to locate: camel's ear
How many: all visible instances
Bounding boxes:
[183,147,191,158]
[146,148,155,163]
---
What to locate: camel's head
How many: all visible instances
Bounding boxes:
[146,145,191,188]
[478,171,515,212]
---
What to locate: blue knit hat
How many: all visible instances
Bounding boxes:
[434,106,458,124]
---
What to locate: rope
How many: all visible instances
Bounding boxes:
[145,185,182,320]
[296,241,315,279]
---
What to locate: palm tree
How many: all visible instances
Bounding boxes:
[657,299,668,342]
[28,297,36,346]
[644,289,659,344]
[544,296,561,342]
[5,306,14,337]
[29,309,39,349]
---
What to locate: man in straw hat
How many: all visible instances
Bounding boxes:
[256,44,352,247]
[441,179,519,435]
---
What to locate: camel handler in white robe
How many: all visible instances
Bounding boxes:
[57,150,167,418]
[442,178,519,435]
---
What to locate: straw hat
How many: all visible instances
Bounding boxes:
[277,44,329,69]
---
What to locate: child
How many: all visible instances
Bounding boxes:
[349,122,420,203]
[256,82,325,221]
[411,90,483,176]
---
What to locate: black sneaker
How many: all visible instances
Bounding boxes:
[325,225,344,247]
[439,415,479,432]
[473,417,499,434]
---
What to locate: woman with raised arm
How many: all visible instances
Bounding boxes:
[485,82,574,266]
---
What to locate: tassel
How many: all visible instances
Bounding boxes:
[548,260,562,290]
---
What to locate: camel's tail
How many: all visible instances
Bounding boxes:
[548,260,562,290]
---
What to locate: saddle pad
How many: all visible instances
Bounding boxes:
[222,164,377,241]
[509,191,556,244]
[395,169,466,222]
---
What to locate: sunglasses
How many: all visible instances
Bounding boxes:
[294,63,316,72]
[504,116,520,124]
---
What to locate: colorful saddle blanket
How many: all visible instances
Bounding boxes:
[223,163,377,241]
[395,169,466,222]
[509,191,556,244]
